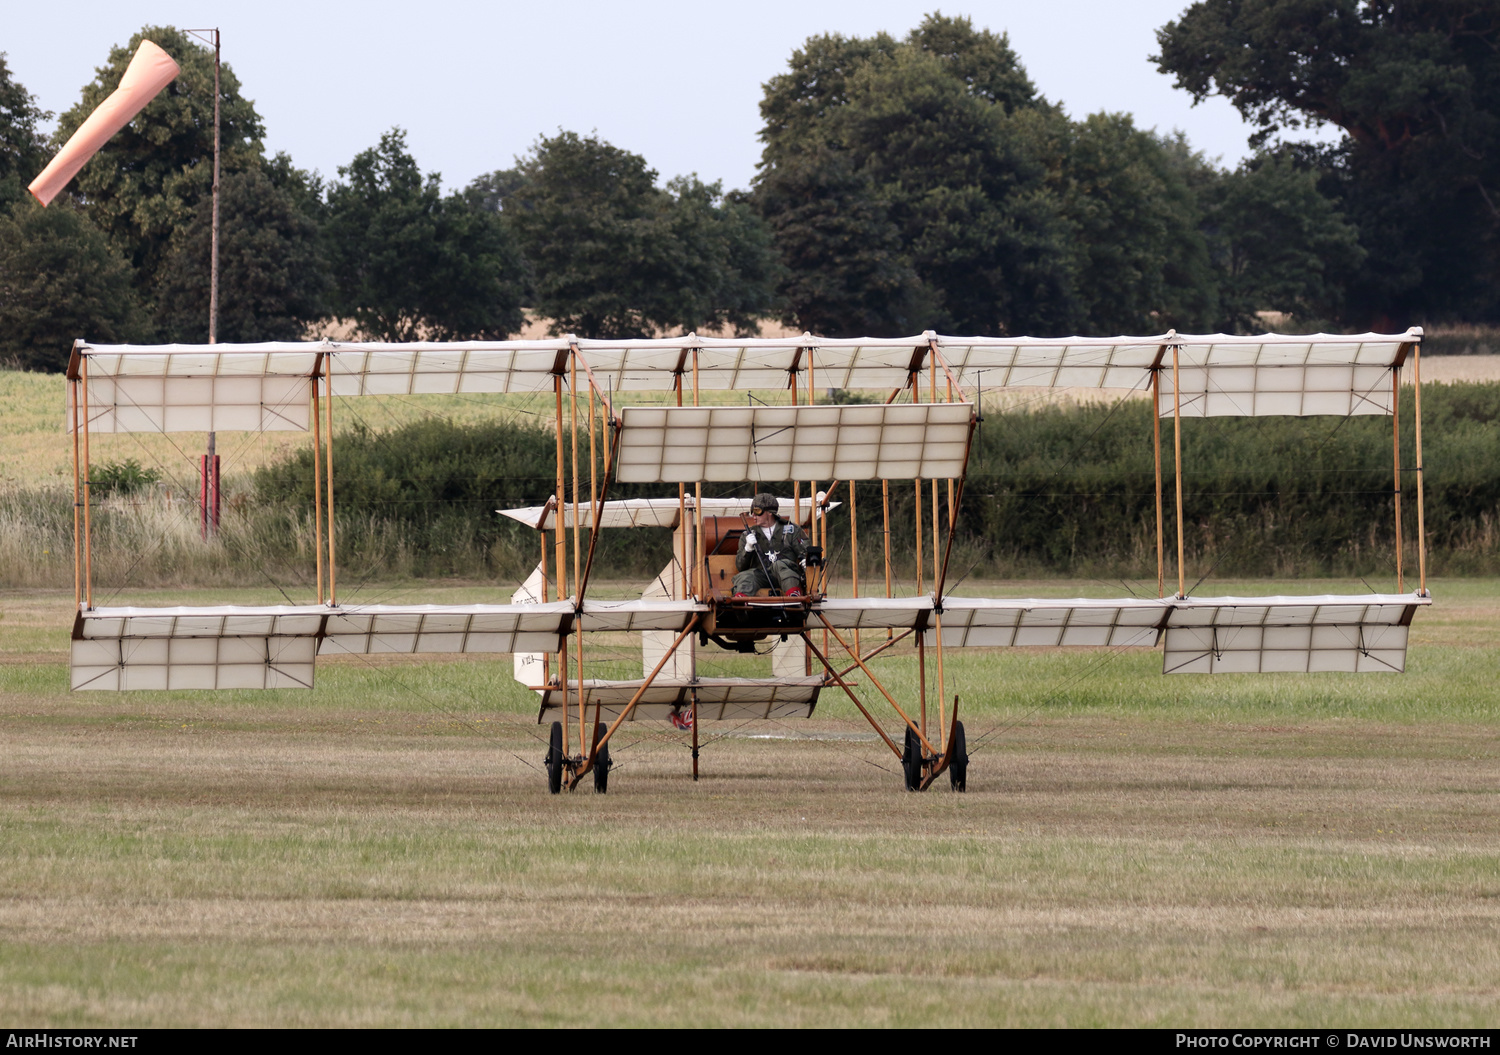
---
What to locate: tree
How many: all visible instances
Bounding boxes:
[0,198,145,371]
[0,57,144,370]
[154,157,328,342]
[0,53,48,204]
[1048,115,1220,333]
[751,146,930,336]
[1206,152,1366,330]
[660,178,782,336]
[1154,1,1500,323]
[325,129,526,341]
[755,14,1082,337]
[490,131,780,338]
[52,27,265,307]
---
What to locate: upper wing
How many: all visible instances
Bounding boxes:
[933,331,1417,416]
[70,330,1423,434]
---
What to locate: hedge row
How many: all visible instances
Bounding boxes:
[249,383,1500,580]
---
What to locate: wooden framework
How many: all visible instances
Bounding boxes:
[534,338,980,792]
[63,329,1434,795]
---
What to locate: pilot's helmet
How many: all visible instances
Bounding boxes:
[750,493,779,516]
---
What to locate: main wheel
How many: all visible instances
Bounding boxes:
[948,720,968,793]
[592,721,612,794]
[902,726,923,791]
[545,721,563,794]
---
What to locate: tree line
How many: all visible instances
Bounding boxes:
[3,9,1498,373]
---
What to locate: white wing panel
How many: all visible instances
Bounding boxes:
[75,331,1419,411]
[497,496,834,530]
[815,596,933,630]
[1161,594,1427,674]
[615,403,973,483]
[83,347,320,378]
[933,331,1416,416]
[319,603,572,655]
[71,634,317,691]
[77,605,329,639]
[813,596,1168,647]
[1158,364,1395,417]
[71,602,575,691]
[815,593,1424,670]
[936,336,1164,393]
[799,340,927,391]
[84,375,310,433]
[575,336,924,392]
[326,343,566,396]
[536,677,821,722]
[920,597,1168,648]
[576,599,705,632]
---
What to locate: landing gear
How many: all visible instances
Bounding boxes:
[545,721,564,794]
[591,721,612,794]
[900,721,968,792]
[544,721,613,794]
[948,720,968,792]
[902,726,923,791]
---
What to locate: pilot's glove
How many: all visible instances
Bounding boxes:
[743,532,757,551]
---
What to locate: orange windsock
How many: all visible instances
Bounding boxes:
[28,40,181,207]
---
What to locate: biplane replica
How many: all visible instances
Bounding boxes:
[63,329,1434,793]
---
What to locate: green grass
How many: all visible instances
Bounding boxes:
[7,578,1497,723]
[1,579,1498,1025]
[5,353,1497,1024]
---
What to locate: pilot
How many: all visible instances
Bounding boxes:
[733,493,809,598]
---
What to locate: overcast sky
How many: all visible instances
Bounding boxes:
[6,0,1314,195]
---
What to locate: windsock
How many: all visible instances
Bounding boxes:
[28,40,180,206]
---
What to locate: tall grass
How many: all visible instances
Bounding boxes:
[0,485,310,592]
[0,485,545,593]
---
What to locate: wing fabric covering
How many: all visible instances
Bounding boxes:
[816,596,1167,647]
[933,334,1412,416]
[70,330,1421,435]
[1161,596,1424,674]
[815,594,1428,673]
[497,496,834,530]
[72,602,578,691]
[614,403,974,483]
[71,595,1428,691]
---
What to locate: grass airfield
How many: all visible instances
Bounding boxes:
[1,580,1498,1027]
